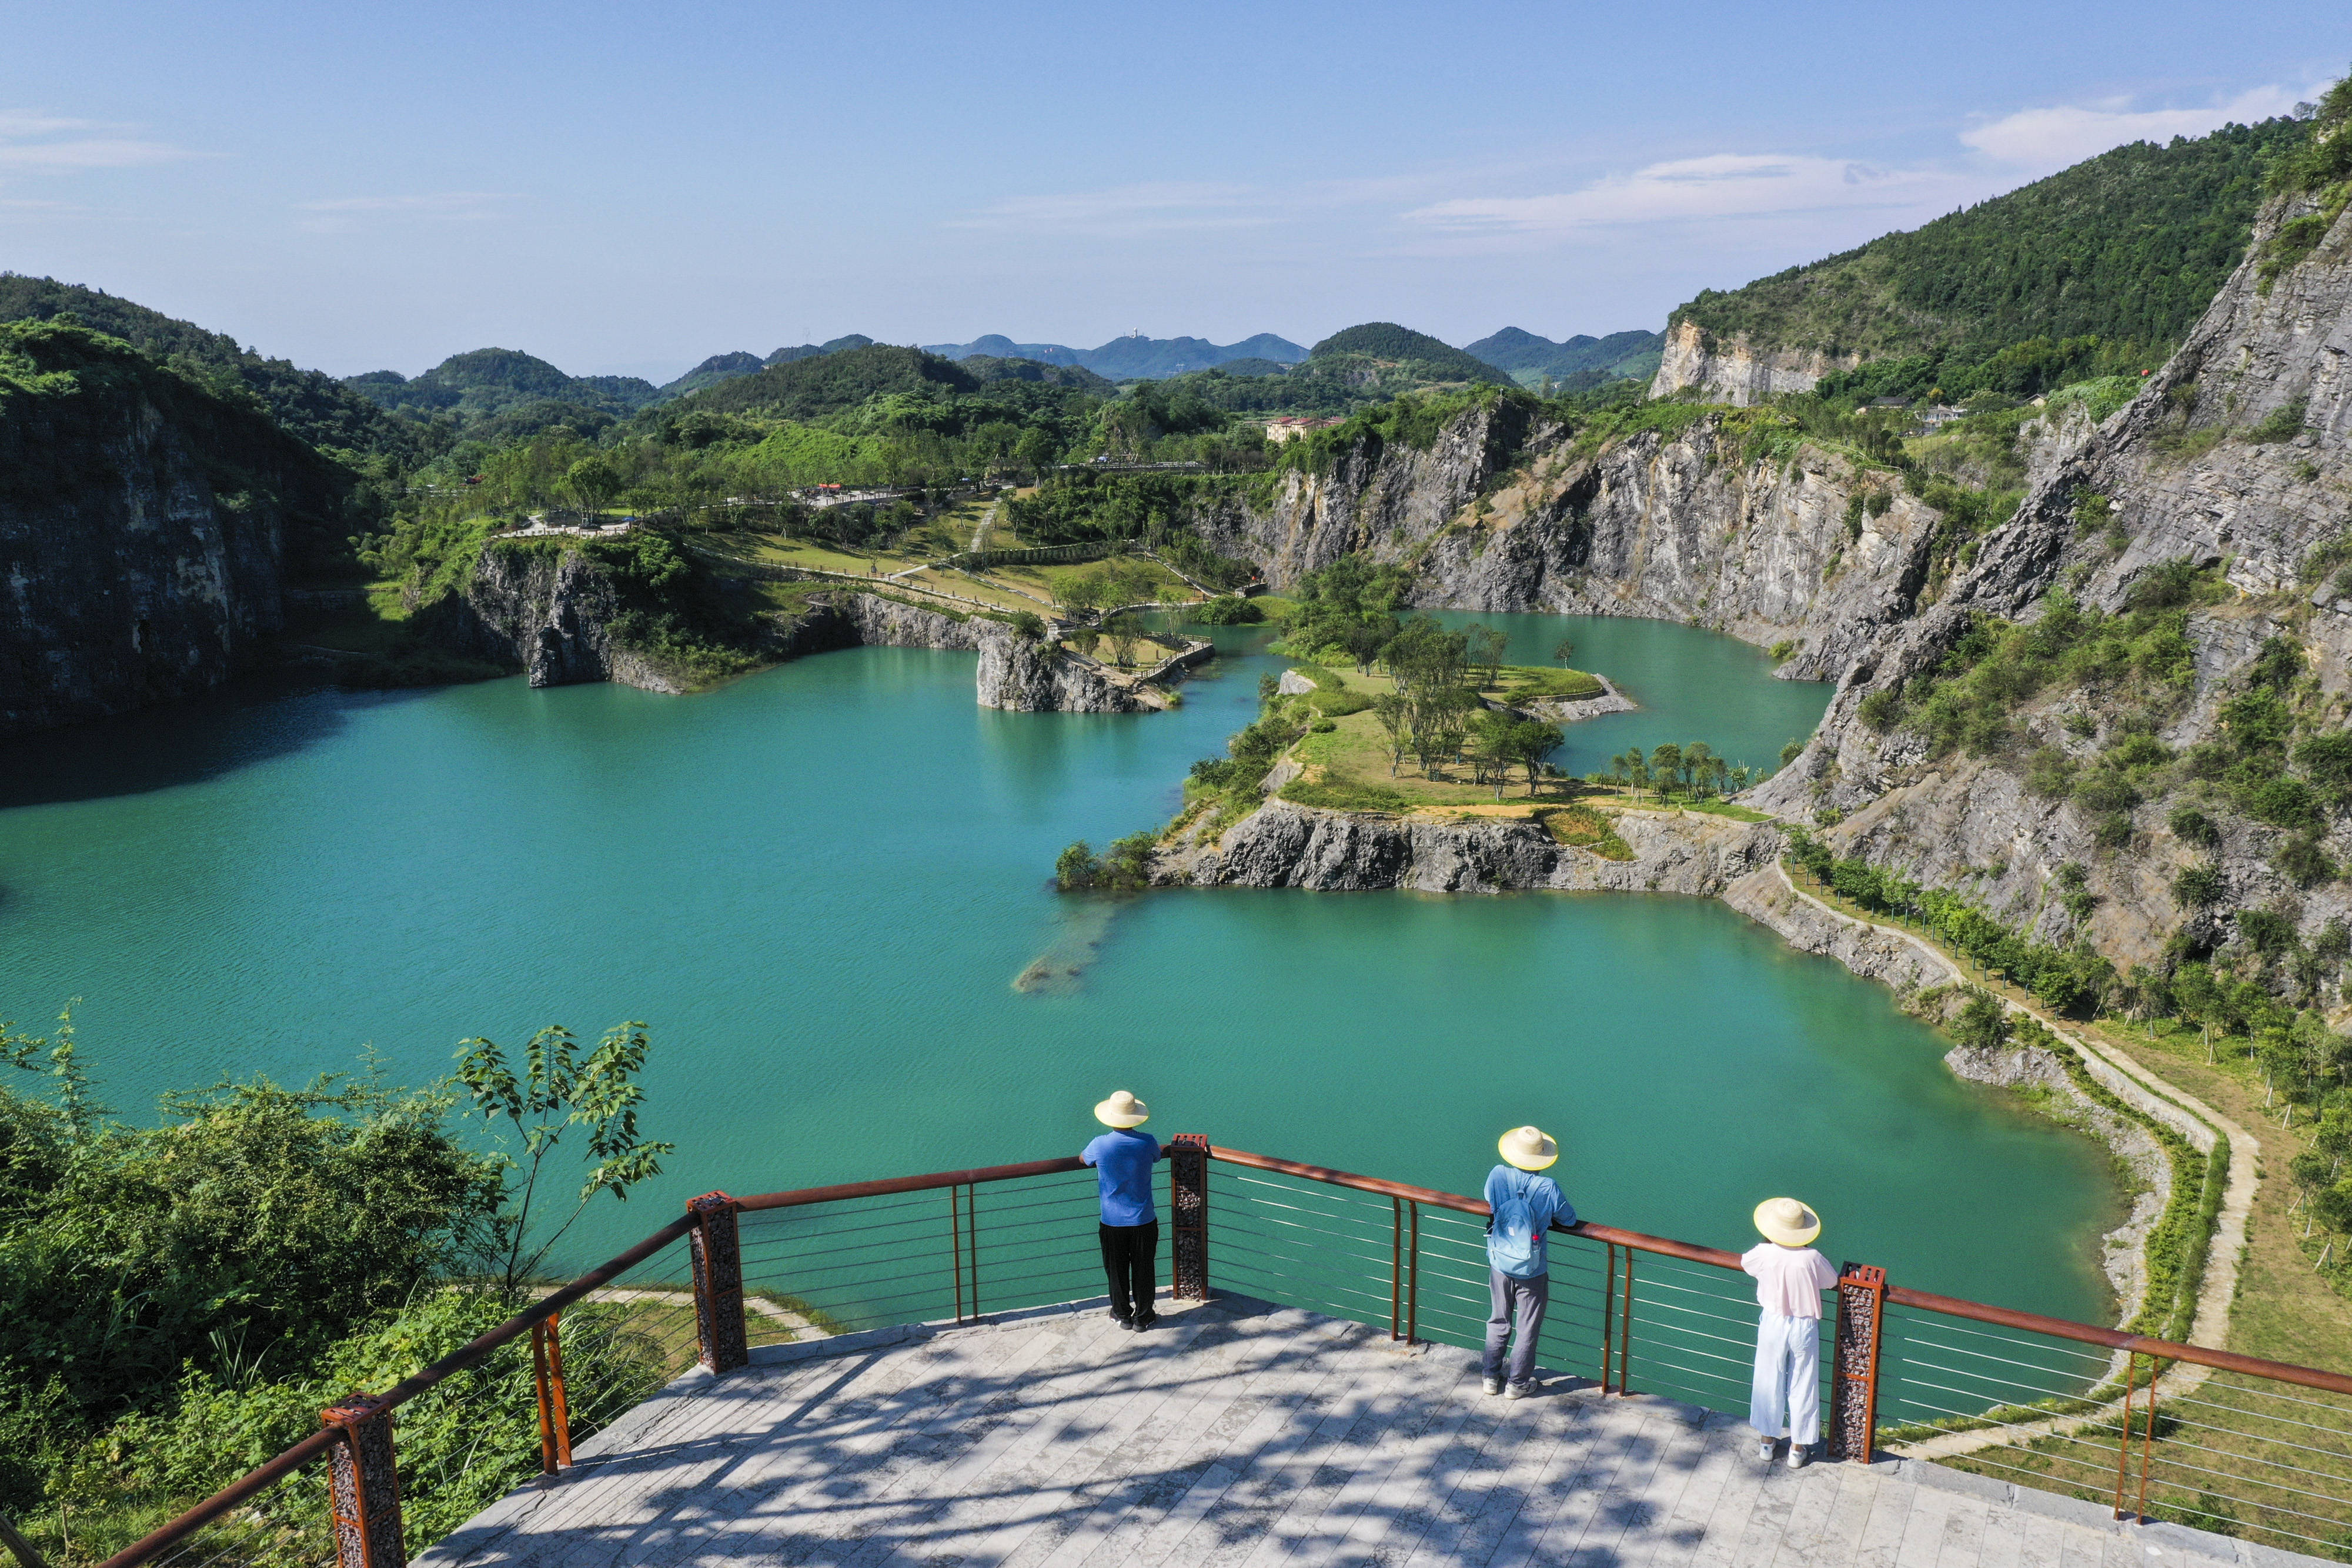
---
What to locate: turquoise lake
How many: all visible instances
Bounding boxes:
[0,614,2119,1321]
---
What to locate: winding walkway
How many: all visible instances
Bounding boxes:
[1763,864,2263,1463]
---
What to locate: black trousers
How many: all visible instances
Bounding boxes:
[1099,1219,1159,1320]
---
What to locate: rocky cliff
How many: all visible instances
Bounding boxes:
[0,322,356,736]
[430,541,692,693]
[436,553,1154,714]
[1195,397,1959,683]
[1154,799,1778,895]
[1645,320,1857,405]
[823,593,1154,714]
[1753,188,2352,971]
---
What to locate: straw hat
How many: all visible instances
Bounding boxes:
[1497,1126,1559,1171]
[1753,1197,1822,1248]
[1094,1089,1150,1128]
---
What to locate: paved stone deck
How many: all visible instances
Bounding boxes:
[415,1296,2320,1568]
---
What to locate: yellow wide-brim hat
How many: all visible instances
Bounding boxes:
[1498,1125,1559,1171]
[1754,1196,1822,1248]
[1094,1089,1150,1128]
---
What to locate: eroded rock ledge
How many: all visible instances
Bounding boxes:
[1152,800,1776,894]
[442,551,1155,714]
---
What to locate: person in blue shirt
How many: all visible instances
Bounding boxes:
[1483,1125,1573,1398]
[1081,1089,1166,1330]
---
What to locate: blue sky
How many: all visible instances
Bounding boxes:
[2,1,2344,381]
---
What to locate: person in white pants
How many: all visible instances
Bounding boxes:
[1742,1196,1839,1468]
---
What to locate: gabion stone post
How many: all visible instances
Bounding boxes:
[1170,1134,1210,1301]
[689,1190,749,1373]
[322,1393,406,1568]
[1828,1263,1886,1463]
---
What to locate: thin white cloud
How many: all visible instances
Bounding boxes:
[0,108,193,172]
[952,182,1278,236]
[0,111,106,137]
[1960,85,2306,169]
[0,136,190,169]
[1406,153,1972,235]
[1401,81,2318,243]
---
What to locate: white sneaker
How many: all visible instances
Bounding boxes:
[1756,1439,1775,1463]
[1482,1375,1504,1396]
[1787,1443,1810,1470]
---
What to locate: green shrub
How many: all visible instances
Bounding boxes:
[2173,862,2225,905]
[1858,688,1905,732]
[1055,841,1101,889]
[2244,399,2309,444]
[2276,832,2338,885]
[1187,596,1265,625]
[2164,808,2220,846]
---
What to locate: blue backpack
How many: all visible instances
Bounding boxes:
[1488,1172,1541,1275]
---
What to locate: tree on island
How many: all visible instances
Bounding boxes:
[1466,625,1506,690]
[1104,614,1145,668]
[1372,693,1411,777]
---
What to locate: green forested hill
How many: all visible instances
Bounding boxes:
[348,348,662,425]
[667,344,983,421]
[1464,327,1664,386]
[0,274,422,459]
[1670,117,2308,392]
[1309,322,1502,385]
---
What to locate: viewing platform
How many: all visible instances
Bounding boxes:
[105,1147,2350,1568]
[417,1295,2310,1568]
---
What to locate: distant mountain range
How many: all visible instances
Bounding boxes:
[333,320,1666,437]
[919,333,1308,379]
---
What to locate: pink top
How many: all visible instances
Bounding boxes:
[1740,1243,1839,1318]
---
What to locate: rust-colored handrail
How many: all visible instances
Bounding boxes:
[1198,1144,2352,1396]
[96,1140,2352,1568]
[734,1154,1091,1211]
[95,1211,697,1568]
[1880,1283,2352,1397]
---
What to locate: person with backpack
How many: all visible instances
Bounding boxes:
[1482,1125,1573,1398]
[1742,1196,1840,1467]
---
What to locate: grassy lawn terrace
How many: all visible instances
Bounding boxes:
[1273,665,1757,823]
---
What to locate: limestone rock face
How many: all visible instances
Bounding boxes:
[975,630,1145,713]
[1718,867,1958,994]
[819,593,1146,713]
[1751,190,2352,968]
[1154,800,1778,896]
[436,543,690,694]
[439,568,1152,714]
[0,356,308,736]
[1645,320,1859,405]
[1195,398,1941,687]
[1190,397,1536,586]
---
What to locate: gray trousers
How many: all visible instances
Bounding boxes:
[1482,1268,1549,1385]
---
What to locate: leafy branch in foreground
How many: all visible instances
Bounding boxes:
[455,1021,674,1295]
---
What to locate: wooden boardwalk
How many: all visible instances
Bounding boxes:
[415,1296,2316,1568]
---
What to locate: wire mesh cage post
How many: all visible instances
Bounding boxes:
[321,1395,403,1568]
[687,1191,748,1373]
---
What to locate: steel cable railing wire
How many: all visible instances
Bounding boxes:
[1875,1304,2120,1437]
[95,1144,2352,1568]
[2128,1374,2352,1552]
[128,1456,339,1568]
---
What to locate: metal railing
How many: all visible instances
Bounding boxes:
[91,1142,2352,1568]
